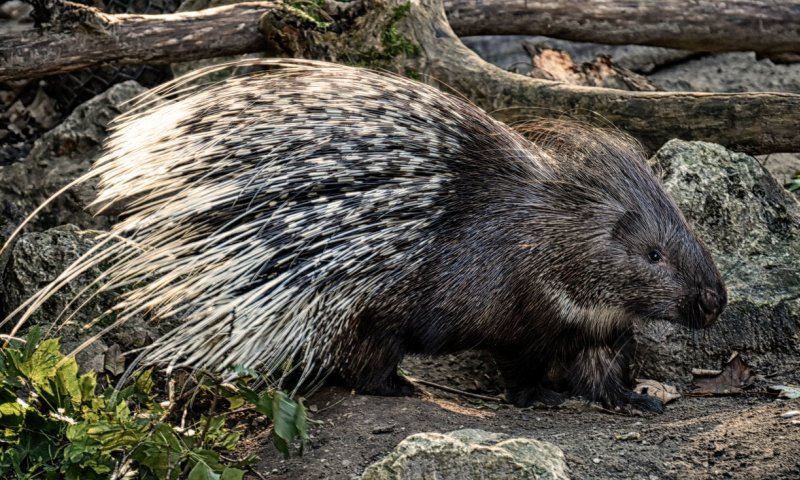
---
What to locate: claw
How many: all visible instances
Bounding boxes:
[619,391,665,414]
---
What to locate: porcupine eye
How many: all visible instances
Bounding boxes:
[647,250,663,263]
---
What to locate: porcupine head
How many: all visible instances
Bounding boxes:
[471,123,728,412]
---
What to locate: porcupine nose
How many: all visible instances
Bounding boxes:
[698,289,725,327]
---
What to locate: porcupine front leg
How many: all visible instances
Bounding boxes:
[568,334,663,413]
[336,311,416,397]
[494,350,565,407]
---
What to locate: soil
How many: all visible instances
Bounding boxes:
[248,385,800,480]
[238,351,800,479]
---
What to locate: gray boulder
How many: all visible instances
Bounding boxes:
[361,428,569,480]
[0,80,146,236]
[0,80,146,291]
[1,225,158,374]
[637,140,800,383]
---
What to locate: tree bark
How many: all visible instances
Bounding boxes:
[445,0,800,54]
[0,2,277,82]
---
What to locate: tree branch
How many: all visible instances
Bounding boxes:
[0,1,278,82]
[403,1,800,154]
[445,0,800,54]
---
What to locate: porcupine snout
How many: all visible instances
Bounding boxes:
[697,287,726,328]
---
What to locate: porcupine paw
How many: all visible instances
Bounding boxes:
[505,386,565,408]
[357,372,417,397]
[609,390,664,414]
[626,391,664,413]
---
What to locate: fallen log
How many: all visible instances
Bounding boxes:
[0,2,278,82]
[1,0,798,154]
[445,0,800,54]
[407,0,800,154]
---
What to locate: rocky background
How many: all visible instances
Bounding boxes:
[2,7,800,479]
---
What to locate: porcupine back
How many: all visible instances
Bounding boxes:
[5,59,541,388]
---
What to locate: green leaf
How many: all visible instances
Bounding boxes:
[113,396,131,422]
[85,421,142,453]
[295,398,308,441]
[78,372,98,406]
[150,423,186,452]
[272,391,299,445]
[187,460,220,480]
[272,435,289,457]
[214,430,241,451]
[226,395,245,410]
[21,327,43,361]
[220,466,246,480]
[0,401,27,423]
[238,386,272,417]
[55,357,83,408]
[203,416,226,437]
[19,338,62,387]
[130,445,177,479]
[134,369,155,396]
[15,426,61,469]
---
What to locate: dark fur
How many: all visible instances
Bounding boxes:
[334,122,727,412]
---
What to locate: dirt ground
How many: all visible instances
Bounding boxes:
[248,385,800,480]
[239,351,800,480]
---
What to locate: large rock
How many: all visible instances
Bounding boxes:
[1,225,159,374]
[649,52,800,93]
[636,140,800,383]
[0,80,147,237]
[461,35,692,74]
[0,81,146,285]
[361,429,569,480]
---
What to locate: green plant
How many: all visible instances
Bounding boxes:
[381,2,417,59]
[286,0,331,30]
[0,329,309,479]
[787,172,800,192]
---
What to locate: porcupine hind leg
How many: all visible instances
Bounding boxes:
[335,311,416,397]
[568,333,664,413]
[494,350,565,407]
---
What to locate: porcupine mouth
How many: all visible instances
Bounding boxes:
[675,292,725,330]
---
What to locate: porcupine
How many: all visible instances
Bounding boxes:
[4,59,727,412]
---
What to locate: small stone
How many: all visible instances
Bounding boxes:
[615,432,640,441]
[780,410,800,418]
[371,424,396,434]
[362,429,568,480]
[593,457,601,464]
